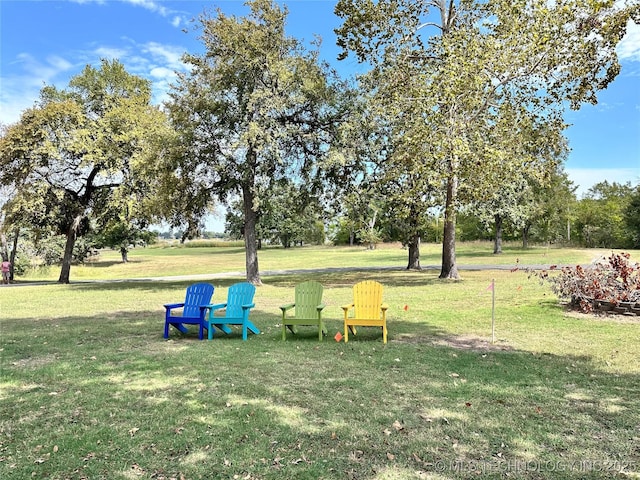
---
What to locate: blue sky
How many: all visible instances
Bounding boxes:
[1,0,639,205]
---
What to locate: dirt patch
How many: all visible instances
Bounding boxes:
[563,308,640,324]
[393,333,514,352]
[10,354,58,368]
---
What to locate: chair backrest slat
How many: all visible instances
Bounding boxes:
[353,280,383,319]
[295,281,323,318]
[183,283,215,318]
[225,282,256,318]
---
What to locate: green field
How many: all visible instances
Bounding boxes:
[1,243,638,479]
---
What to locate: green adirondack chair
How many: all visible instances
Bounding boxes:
[280,280,327,341]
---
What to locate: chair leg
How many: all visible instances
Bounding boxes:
[164,321,170,339]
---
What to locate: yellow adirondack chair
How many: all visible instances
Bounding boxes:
[342,280,388,344]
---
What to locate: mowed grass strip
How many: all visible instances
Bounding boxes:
[1,246,639,479]
[14,241,617,282]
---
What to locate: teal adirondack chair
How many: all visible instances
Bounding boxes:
[205,282,259,340]
[163,283,215,340]
[280,280,326,341]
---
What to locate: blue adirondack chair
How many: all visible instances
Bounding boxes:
[163,283,215,340]
[205,282,260,340]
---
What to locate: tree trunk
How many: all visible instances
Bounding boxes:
[120,246,129,263]
[9,229,19,281]
[349,230,355,246]
[406,233,421,270]
[493,214,503,254]
[440,174,460,279]
[58,222,79,284]
[522,223,531,248]
[243,184,262,286]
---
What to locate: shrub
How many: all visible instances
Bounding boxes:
[533,252,640,313]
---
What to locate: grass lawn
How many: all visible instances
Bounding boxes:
[14,241,618,282]
[1,243,639,479]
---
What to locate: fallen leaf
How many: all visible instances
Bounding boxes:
[129,427,140,437]
[392,420,404,431]
[386,452,396,460]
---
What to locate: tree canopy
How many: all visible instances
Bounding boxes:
[335,0,639,278]
[156,0,347,284]
[0,59,166,283]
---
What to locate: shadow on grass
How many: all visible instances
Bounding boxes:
[53,270,444,294]
[2,306,638,480]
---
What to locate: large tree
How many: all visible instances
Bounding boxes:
[161,0,344,285]
[0,59,166,283]
[335,0,639,279]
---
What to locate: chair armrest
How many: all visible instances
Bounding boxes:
[241,303,255,310]
[164,302,184,310]
[205,303,227,311]
[280,303,295,312]
[381,303,389,311]
[317,303,326,311]
[341,303,354,312]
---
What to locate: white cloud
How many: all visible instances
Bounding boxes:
[93,46,129,61]
[617,20,640,62]
[171,15,184,28]
[566,168,640,198]
[122,0,168,16]
[142,42,186,70]
[0,54,76,125]
[149,66,177,80]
